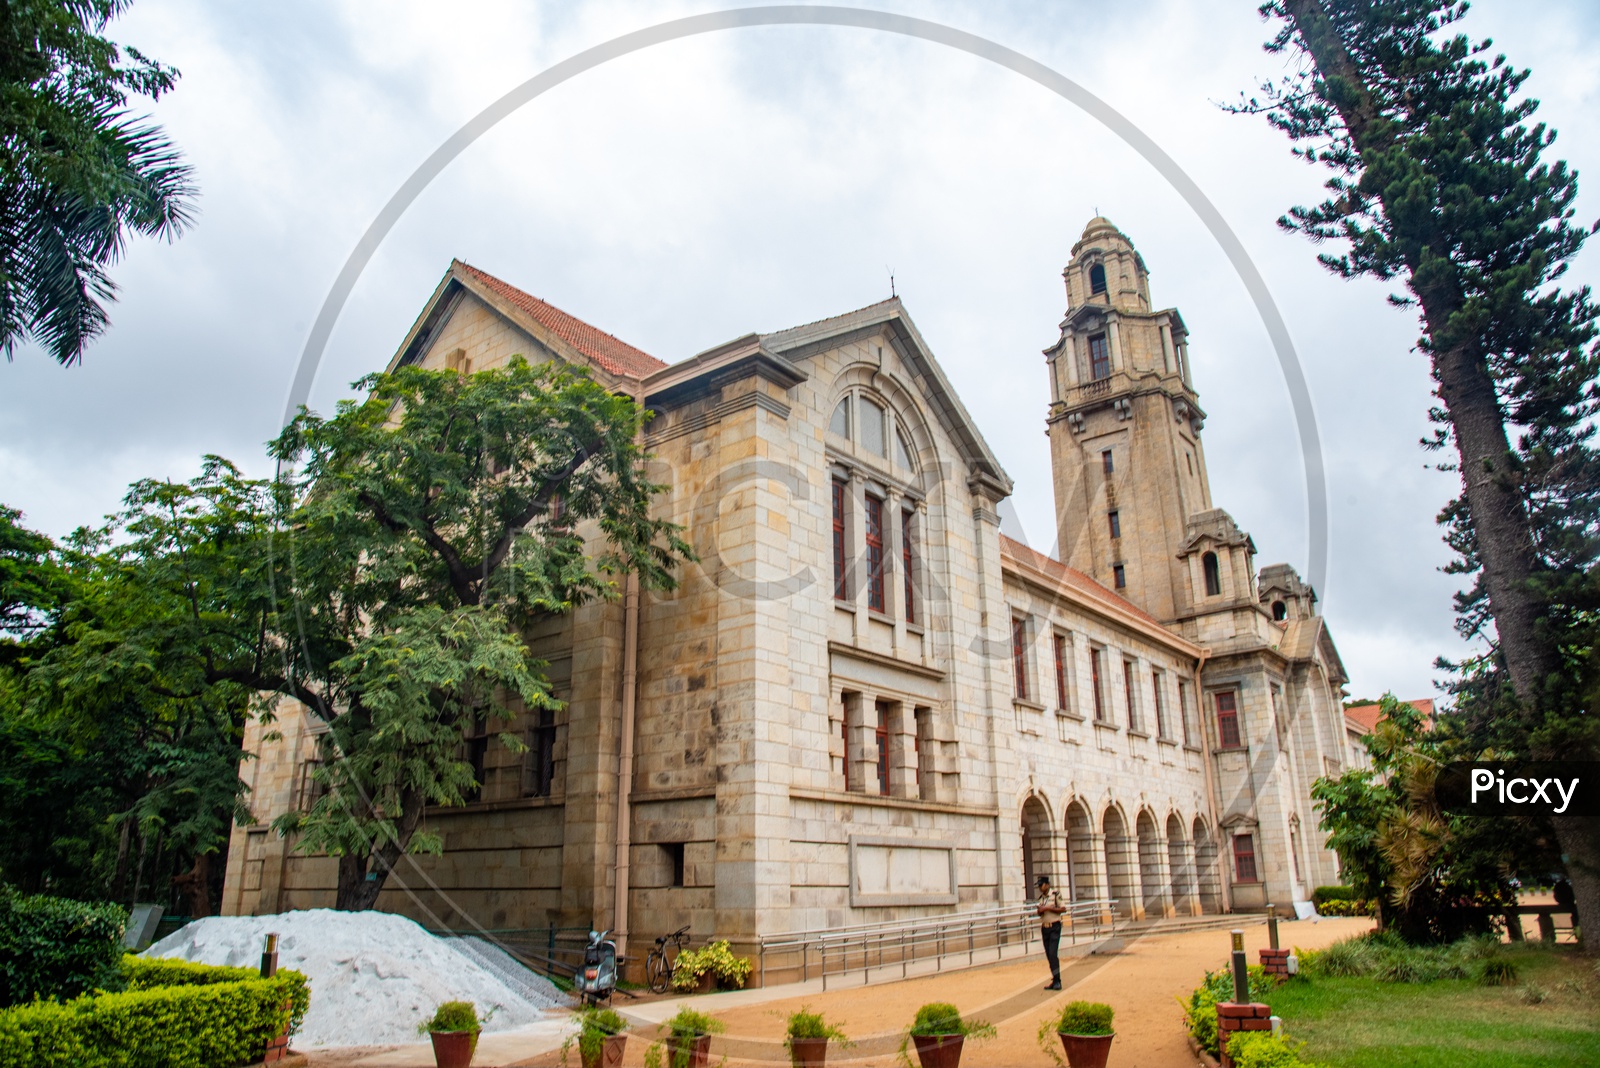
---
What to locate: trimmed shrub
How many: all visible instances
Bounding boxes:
[1310,886,1355,907]
[1225,1031,1323,1067]
[0,888,128,1006]
[0,966,309,1068]
[1300,932,1505,985]
[1313,898,1372,917]
[123,956,259,990]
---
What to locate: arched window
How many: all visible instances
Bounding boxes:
[1089,262,1107,295]
[1202,552,1221,597]
[1272,600,1287,621]
[895,428,916,471]
[859,397,887,457]
[829,397,851,438]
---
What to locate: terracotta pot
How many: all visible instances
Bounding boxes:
[789,1035,828,1068]
[1057,1032,1115,1068]
[665,1032,713,1068]
[911,1033,964,1068]
[429,1030,479,1068]
[579,1033,628,1068]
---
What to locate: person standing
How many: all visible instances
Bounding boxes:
[1036,875,1066,990]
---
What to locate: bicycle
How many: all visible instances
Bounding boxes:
[645,925,691,994]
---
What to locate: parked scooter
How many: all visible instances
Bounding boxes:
[575,929,617,1005]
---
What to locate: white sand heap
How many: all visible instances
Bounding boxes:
[144,909,566,1049]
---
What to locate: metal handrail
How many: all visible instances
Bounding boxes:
[754,899,1122,989]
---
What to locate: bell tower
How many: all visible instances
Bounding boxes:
[1044,217,1213,622]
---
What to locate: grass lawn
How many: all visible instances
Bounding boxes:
[1269,944,1599,1068]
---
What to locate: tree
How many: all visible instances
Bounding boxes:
[0,0,195,366]
[266,358,690,910]
[1313,695,1555,942]
[1243,0,1600,949]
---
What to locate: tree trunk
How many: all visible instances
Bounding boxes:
[1283,0,1596,950]
[172,853,214,919]
[334,787,427,911]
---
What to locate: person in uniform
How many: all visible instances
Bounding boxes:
[1036,875,1065,990]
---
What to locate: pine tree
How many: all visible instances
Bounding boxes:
[1240,0,1600,947]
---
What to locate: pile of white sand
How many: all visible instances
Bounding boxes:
[144,909,565,1048]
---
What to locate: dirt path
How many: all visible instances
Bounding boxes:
[501,916,1373,1068]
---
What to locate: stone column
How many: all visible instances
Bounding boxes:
[846,470,866,632]
[886,699,917,799]
[886,488,907,652]
[843,691,873,794]
[1107,317,1124,374]
[1148,835,1175,918]
[1159,321,1176,374]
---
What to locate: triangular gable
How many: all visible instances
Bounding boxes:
[388,260,668,382]
[754,298,1013,498]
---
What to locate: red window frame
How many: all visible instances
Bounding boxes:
[875,705,889,795]
[902,508,916,625]
[1216,691,1241,749]
[1053,633,1069,710]
[1090,648,1106,722]
[1123,659,1139,732]
[1089,333,1111,379]
[832,479,848,600]
[1011,617,1029,701]
[1233,833,1259,883]
[1152,674,1168,739]
[865,494,885,612]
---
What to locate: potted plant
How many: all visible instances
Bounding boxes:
[562,1005,629,1068]
[785,1007,850,1068]
[419,1001,481,1068]
[670,939,753,992]
[1037,1001,1115,1068]
[898,1002,995,1068]
[644,1006,724,1068]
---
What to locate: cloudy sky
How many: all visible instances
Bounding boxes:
[3,0,1598,702]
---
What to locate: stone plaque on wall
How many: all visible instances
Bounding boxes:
[848,834,958,907]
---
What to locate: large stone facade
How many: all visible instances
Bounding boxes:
[224,219,1350,958]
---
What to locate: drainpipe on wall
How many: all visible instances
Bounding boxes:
[1194,647,1232,913]
[611,391,645,964]
[612,570,640,962]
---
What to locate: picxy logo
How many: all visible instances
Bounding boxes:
[1436,762,1595,817]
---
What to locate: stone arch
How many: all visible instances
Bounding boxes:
[1166,812,1197,916]
[1062,797,1102,903]
[1136,808,1169,919]
[1193,815,1223,913]
[1020,794,1057,899]
[829,362,937,477]
[1101,803,1138,918]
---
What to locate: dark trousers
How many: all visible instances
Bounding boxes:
[1041,922,1062,982]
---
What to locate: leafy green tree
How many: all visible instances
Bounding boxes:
[1243,0,1600,948]
[0,0,195,365]
[1314,694,1557,942]
[267,358,690,909]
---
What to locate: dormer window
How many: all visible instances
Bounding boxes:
[1203,551,1221,597]
[1089,262,1107,295]
[1089,333,1111,380]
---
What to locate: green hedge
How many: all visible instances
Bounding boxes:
[0,961,309,1068]
[0,887,127,1006]
[1310,886,1355,907]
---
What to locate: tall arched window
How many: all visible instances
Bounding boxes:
[1271,600,1287,621]
[1089,263,1107,295]
[1202,552,1221,597]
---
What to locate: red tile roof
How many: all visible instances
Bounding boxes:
[1344,698,1434,734]
[999,534,1170,632]
[454,261,669,379]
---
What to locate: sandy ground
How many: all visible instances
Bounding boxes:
[429,915,1371,1068]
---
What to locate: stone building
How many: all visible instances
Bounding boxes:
[224,218,1351,956]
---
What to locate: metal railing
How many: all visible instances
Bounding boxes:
[754,899,1121,990]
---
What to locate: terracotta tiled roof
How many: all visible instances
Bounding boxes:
[1344,698,1434,734]
[999,534,1169,631]
[454,261,669,379]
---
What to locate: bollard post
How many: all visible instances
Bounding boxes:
[1231,929,1249,1004]
[1266,905,1279,950]
[260,932,279,978]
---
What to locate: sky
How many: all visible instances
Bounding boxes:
[2,0,1598,704]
